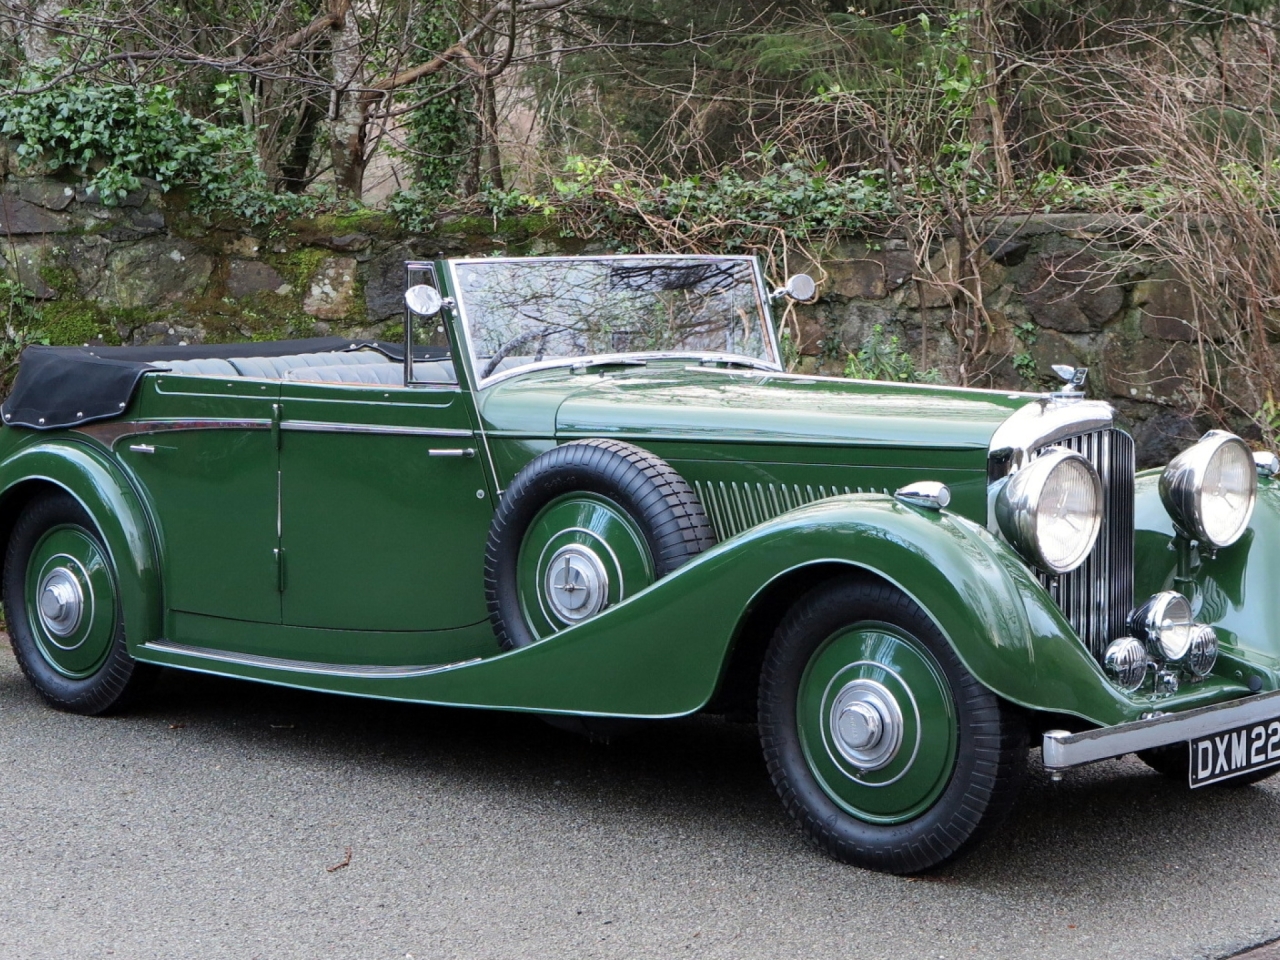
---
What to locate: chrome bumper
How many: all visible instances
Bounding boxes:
[1042,689,1280,775]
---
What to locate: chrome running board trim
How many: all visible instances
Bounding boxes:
[1043,689,1280,772]
[141,640,481,679]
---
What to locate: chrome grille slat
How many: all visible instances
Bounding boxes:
[1033,428,1135,659]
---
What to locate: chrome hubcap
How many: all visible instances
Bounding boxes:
[545,544,609,622]
[830,679,903,771]
[37,567,84,639]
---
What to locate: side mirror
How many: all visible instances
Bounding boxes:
[771,274,816,302]
[405,284,443,317]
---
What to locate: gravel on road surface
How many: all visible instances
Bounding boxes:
[2,642,1279,960]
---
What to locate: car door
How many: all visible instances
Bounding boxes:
[116,374,282,624]
[276,366,494,632]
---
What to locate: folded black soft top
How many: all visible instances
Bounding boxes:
[2,338,412,430]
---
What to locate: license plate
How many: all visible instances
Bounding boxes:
[1190,717,1280,787]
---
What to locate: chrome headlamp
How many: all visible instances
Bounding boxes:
[1130,591,1195,661]
[1103,637,1149,692]
[1129,591,1219,677]
[1159,430,1257,548]
[995,447,1103,575]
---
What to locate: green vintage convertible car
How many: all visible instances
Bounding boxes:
[1,253,1278,872]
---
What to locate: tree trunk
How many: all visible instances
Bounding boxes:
[968,0,1014,193]
[482,74,505,190]
[281,97,323,193]
[328,0,367,199]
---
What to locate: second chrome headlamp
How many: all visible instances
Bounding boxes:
[1160,430,1256,549]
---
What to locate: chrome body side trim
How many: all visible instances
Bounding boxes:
[1042,689,1280,771]
[73,418,273,447]
[141,640,481,679]
[279,421,473,438]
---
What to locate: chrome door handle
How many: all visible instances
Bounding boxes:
[128,443,156,454]
[428,448,476,458]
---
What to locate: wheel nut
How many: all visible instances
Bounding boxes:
[838,703,883,751]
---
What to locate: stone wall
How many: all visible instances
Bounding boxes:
[0,172,1212,466]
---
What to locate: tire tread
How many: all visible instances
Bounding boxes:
[484,439,715,650]
[758,576,1025,873]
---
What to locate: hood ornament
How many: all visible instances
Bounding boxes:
[1051,364,1088,399]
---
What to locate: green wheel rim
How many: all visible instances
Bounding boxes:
[797,623,957,825]
[516,493,654,641]
[24,524,118,679]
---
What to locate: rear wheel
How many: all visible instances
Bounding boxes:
[759,576,1026,873]
[3,491,155,715]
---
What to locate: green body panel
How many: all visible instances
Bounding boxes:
[124,375,281,623]
[125,496,1245,723]
[551,370,1026,449]
[476,364,1013,530]
[0,440,162,651]
[275,379,493,631]
[168,610,496,665]
[1136,472,1280,679]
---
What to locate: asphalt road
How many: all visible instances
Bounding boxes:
[2,643,1280,960]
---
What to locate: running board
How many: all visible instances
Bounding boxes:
[140,640,481,679]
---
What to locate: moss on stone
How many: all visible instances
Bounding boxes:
[39,299,123,346]
[269,247,329,291]
[37,265,79,297]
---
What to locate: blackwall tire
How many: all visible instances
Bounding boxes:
[758,575,1027,873]
[3,491,156,715]
[484,439,716,651]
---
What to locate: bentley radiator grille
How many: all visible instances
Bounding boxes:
[693,481,888,541]
[1034,428,1135,660]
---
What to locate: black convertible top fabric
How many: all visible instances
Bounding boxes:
[2,338,425,430]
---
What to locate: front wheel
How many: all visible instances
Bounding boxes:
[758,576,1026,873]
[3,491,156,715]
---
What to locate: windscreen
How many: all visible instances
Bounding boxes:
[451,257,776,380]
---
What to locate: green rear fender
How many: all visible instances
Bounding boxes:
[379,496,1144,723]
[0,440,163,652]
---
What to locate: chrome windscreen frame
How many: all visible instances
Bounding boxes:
[444,254,785,390]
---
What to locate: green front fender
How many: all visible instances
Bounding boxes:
[0,439,163,652]
[1136,471,1280,678]
[255,495,1168,724]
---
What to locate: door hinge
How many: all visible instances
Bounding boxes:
[271,403,282,450]
[274,547,286,592]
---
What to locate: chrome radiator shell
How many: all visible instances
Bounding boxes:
[1033,428,1136,660]
[988,401,1135,661]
